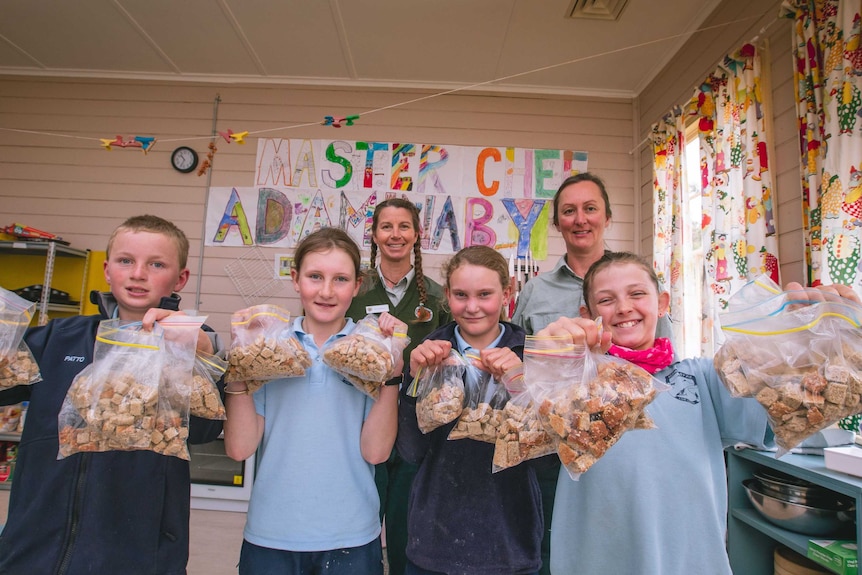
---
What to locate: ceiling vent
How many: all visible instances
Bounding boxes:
[567,0,630,20]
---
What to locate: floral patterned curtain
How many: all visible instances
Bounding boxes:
[652,44,780,357]
[651,108,690,352]
[783,0,862,288]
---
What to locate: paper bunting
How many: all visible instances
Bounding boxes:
[218,129,249,144]
[99,135,156,153]
[322,115,359,128]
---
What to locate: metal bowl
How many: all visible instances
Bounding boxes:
[743,479,855,536]
[753,473,843,507]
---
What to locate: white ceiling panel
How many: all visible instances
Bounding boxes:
[0,0,772,97]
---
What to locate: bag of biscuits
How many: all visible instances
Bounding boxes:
[715,274,862,455]
[322,314,410,399]
[225,304,312,390]
[151,315,209,459]
[190,351,227,420]
[448,353,508,443]
[406,350,468,434]
[58,319,168,458]
[0,287,42,390]
[528,336,667,480]
[492,365,555,472]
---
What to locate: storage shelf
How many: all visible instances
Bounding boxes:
[0,432,21,442]
[0,241,87,259]
[0,240,90,325]
[727,448,862,575]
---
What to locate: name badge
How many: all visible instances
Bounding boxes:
[366,304,390,314]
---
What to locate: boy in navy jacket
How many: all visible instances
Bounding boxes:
[0,215,222,575]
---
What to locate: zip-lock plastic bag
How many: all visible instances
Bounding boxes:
[322,314,410,399]
[58,319,167,458]
[408,350,468,434]
[492,365,555,472]
[715,275,862,455]
[0,287,41,389]
[225,305,312,391]
[58,316,205,460]
[448,352,509,443]
[191,351,227,420]
[526,336,666,479]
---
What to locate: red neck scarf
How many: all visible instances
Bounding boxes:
[608,337,674,374]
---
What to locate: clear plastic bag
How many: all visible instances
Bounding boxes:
[58,319,167,458]
[492,365,555,472]
[322,314,410,399]
[190,351,227,420]
[448,352,508,443]
[225,305,312,386]
[57,316,203,460]
[0,287,41,389]
[715,275,862,455]
[528,336,666,480]
[407,350,467,434]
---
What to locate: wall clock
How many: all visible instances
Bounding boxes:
[171,146,199,173]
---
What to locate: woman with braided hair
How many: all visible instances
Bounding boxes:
[346,197,450,575]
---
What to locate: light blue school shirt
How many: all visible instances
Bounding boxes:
[244,317,379,552]
[549,357,771,575]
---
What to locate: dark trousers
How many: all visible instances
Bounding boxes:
[376,451,418,575]
[238,538,383,575]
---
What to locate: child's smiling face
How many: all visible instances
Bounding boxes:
[445,263,510,350]
[291,248,361,336]
[583,262,669,351]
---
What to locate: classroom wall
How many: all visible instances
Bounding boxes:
[635,0,804,284]
[0,77,636,339]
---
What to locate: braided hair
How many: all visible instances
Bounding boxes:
[370,198,428,308]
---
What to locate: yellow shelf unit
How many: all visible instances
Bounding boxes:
[0,241,90,325]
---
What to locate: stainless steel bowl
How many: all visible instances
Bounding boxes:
[743,479,855,536]
[753,473,843,507]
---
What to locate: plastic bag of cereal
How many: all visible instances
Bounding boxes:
[448,352,508,443]
[225,304,311,389]
[0,287,41,389]
[190,351,227,420]
[407,350,468,434]
[492,365,555,472]
[527,336,666,480]
[322,314,410,399]
[715,274,862,455]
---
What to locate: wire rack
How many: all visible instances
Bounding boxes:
[224,246,286,306]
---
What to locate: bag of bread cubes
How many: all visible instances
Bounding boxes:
[407,350,468,434]
[190,351,227,420]
[492,365,556,473]
[322,314,410,400]
[225,304,312,393]
[715,274,862,455]
[447,352,509,443]
[0,287,42,390]
[58,317,195,459]
[528,336,666,480]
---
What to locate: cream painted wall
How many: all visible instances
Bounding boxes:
[635,0,804,284]
[0,78,636,339]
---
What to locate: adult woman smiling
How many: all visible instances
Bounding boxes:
[346,197,450,575]
[511,172,673,575]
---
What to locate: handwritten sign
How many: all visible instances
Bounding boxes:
[204,139,587,257]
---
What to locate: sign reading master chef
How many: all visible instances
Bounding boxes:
[204,139,588,258]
